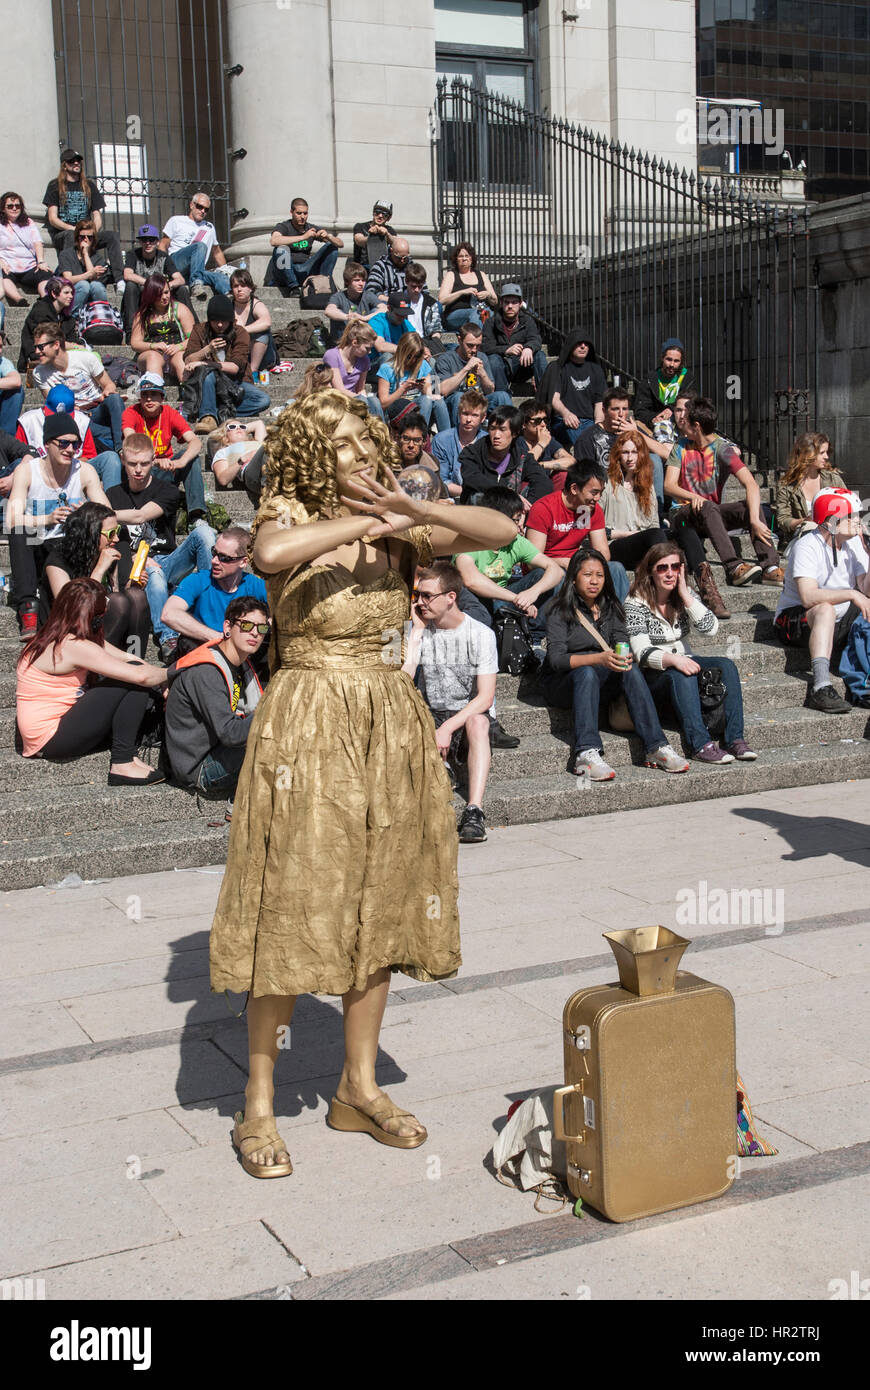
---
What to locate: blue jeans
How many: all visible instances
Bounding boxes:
[0,386,24,435]
[196,743,247,798]
[146,522,216,643]
[443,304,482,331]
[416,394,451,434]
[169,243,231,295]
[490,349,549,394]
[153,452,208,518]
[269,242,338,290]
[542,661,666,756]
[554,418,594,448]
[91,450,123,490]
[198,371,271,423]
[644,655,744,754]
[73,281,108,312]
[88,395,124,450]
[364,394,385,420]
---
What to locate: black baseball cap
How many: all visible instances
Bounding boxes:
[60,148,84,163]
[387,291,410,317]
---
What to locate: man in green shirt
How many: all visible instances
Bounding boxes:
[454,486,563,650]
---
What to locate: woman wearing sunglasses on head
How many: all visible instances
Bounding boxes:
[624,543,756,764]
[42,501,151,655]
[16,577,167,784]
[211,417,267,510]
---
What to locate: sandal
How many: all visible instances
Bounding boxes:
[327,1093,427,1149]
[232,1111,293,1178]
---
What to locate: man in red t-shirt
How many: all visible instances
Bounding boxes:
[526,461,629,599]
[121,372,208,521]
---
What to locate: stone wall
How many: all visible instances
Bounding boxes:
[811,194,870,493]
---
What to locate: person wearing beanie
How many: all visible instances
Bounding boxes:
[6,409,111,638]
[181,295,271,433]
[633,338,698,428]
[15,383,101,477]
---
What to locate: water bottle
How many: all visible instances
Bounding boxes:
[238,259,247,271]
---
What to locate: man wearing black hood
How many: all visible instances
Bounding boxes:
[633,338,697,429]
[540,329,607,447]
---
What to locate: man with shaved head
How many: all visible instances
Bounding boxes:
[160,192,231,300]
[362,234,411,311]
[268,196,344,296]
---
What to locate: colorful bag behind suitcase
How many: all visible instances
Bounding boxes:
[553,926,736,1222]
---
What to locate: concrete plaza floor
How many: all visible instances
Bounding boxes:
[1,780,868,1301]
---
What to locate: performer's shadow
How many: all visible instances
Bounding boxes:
[168,933,407,1124]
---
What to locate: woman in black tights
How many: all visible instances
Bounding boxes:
[16,577,167,784]
[42,502,152,657]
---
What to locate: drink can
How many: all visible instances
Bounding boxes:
[614,642,630,658]
[257,370,270,386]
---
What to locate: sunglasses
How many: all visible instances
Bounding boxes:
[392,254,410,263]
[53,440,78,452]
[101,525,121,540]
[528,416,547,426]
[211,547,243,563]
[32,343,51,353]
[4,201,22,209]
[654,562,682,574]
[412,589,441,603]
[234,620,270,635]
[192,202,210,212]
[226,423,246,431]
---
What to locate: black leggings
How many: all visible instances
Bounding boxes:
[103,585,152,658]
[666,514,707,573]
[39,679,151,764]
[609,528,667,571]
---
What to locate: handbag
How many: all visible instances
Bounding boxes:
[493,610,538,676]
[571,606,635,733]
[697,666,728,738]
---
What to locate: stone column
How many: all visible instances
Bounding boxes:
[224,0,338,270]
[4,0,61,212]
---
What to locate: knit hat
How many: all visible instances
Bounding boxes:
[661,337,684,355]
[43,411,82,444]
[206,294,234,323]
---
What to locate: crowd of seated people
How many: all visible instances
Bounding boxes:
[2,171,867,823]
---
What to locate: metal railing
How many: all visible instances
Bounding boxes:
[52,0,231,244]
[432,80,816,473]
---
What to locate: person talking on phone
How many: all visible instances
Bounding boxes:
[539,546,687,782]
[625,543,756,764]
[181,295,270,434]
[5,412,110,639]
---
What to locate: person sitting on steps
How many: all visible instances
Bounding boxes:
[774,432,845,551]
[774,487,870,714]
[625,543,756,763]
[664,395,784,589]
[540,545,689,781]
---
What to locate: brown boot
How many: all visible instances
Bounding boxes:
[694,562,731,619]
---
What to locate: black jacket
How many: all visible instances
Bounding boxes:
[538,326,607,417]
[633,367,698,427]
[18,301,81,370]
[458,436,552,506]
[481,308,542,358]
[545,594,628,673]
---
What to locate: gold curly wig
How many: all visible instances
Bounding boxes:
[250,390,400,556]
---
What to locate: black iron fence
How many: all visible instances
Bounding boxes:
[52,0,231,244]
[432,80,816,472]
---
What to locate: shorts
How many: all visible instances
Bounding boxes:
[428,707,469,764]
[774,601,858,649]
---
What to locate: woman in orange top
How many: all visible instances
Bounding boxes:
[17,577,168,784]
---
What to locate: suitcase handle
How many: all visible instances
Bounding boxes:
[553,1083,584,1143]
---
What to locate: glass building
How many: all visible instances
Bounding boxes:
[697,0,870,201]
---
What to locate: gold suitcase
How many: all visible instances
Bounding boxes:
[553,927,736,1223]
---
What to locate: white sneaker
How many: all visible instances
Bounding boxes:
[646,743,689,773]
[571,748,616,781]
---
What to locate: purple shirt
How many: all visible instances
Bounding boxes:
[324,346,370,393]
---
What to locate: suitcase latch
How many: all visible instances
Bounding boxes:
[567,1026,590,1051]
[568,1163,592,1184]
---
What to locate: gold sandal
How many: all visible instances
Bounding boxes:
[327,1094,427,1149]
[232,1111,293,1178]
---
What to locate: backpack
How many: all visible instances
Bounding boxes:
[75,299,124,345]
[493,610,539,677]
[839,615,870,706]
[300,274,336,310]
[273,319,320,360]
[697,665,728,738]
[101,355,142,388]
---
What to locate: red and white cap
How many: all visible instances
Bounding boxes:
[812,487,862,527]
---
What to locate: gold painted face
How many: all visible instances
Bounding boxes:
[332,410,378,492]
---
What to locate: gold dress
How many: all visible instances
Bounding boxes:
[209,523,461,998]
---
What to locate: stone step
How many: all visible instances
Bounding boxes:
[485,703,870,778]
[482,740,870,825]
[0,778,203,840]
[0,814,230,892]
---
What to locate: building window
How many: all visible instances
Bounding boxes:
[92,144,149,217]
[435,0,537,108]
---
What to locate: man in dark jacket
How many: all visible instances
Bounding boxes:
[539,327,608,447]
[459,404,552,507]
[632,338,697,429]
[482,283,548,394]
[165,595,268,808]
